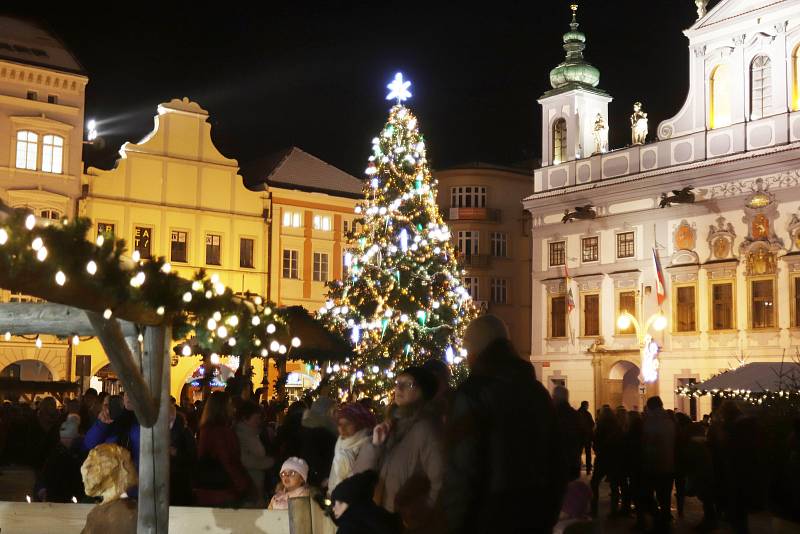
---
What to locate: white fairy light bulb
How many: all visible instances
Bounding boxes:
[266,323,276,334]
[216,326,228,338]
[205,290,212,299]
[55,271,66,286]
[210,353,220,365]
[261,349,268,357]
[269,340,280,352]
[35,336,42,348]
[254,338,261,346]
[161,263,172,274]
[210,273,220,283]
[213,311,222,322]
[25,214,36,230]
[3,332,10,341]
[227,315,239,327]
[0,229,8,245]
[182,292,192,302]
[278,345,287,355]
[207,318,217,330]
[103,309,112,319]
[264,307,272,315]
[96,235,105,246]
[291,337,301,348]
[214,282,225,296]
[228,338,236,347]
[72,335,80,346]
[181,344,192,356]
[254,296,263,305]
[192,280,203,291]
[156,306,165,315]
[86,260,97,275]
[131,250,141,262]
[137,333,144,343]
[371,365,379,373]
[31,237,43,251]
[251,316,261,326]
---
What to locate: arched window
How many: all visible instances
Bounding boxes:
[40,209,61,220]
[15,130,38,170]
[41,134,64,174]
[792,44,800,111]
[750,55,771,119]
[710,64,731,129]
[552,118,567,164]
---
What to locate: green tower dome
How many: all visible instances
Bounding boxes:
[549,4,600,89]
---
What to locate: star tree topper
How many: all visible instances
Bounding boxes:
[386,72,412,104]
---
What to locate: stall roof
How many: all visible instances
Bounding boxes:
[697,362,800,392]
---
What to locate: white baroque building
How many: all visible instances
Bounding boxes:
[524,0,800,417]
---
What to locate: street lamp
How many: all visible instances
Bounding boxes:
[616,311,667,385]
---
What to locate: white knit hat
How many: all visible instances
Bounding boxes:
[463,314,510,357]
[280,457,309,482]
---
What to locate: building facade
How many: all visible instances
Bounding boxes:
[435,164,534,358]
[0,17,88,384]
[525,0,800,417]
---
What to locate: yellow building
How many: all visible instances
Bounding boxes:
[0,17,88,384]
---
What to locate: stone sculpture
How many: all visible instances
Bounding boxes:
[630,102,648,145]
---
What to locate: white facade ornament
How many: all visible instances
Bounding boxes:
[705,170,800,200]
[592,113,609,154]
[630,102,648,145]
[694,0,708,19]
[732,34,747,46]
[692,45,707,58]
[706,216,737,261]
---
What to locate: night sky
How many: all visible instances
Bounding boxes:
[8,1,714,177]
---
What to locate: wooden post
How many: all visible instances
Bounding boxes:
[137,326,171,534]
[288,496,312,534]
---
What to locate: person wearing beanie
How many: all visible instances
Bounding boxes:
[35,414,85,503]
[331,470,401,534]
[328,403,376,495]
[442,314,566,533]
[268,456,310,510]
[298,397,338,486]
[352,365,444,531]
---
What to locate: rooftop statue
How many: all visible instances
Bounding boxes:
[695,0,708,19]
[630,102,648,145]
[593,113,608,154]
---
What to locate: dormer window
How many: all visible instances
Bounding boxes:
[553,118,567,164]
[750,55,771,120]
[710,64,731,129]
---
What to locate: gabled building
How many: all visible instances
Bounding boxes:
[524,0,800,417]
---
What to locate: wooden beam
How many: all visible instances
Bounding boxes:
[138,326,171,534]
[87,311,158,427]
[0,303,138,337]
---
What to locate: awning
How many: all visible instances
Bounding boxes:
[695,362,800,393]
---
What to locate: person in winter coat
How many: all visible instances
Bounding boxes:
[193,391,252,507]
[331,470,402,534]
[328,402,375,495]
[590,406,624,516]
[36,414,86,502]
[577,401,594,474]
[553,386,582,481]
[83,393,140,467]
[169,402,196,506]
[268,456,311,510]
[353,365,444,531]
[642,396,676,531]
[442,314,566,534]
[299,397,338,486]
[235,401,274,506]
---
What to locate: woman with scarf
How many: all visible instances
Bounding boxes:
[328,402,376,495]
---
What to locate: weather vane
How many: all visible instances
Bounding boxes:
[386,72,412,104]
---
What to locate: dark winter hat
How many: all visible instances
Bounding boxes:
[398,366,438,400]
[331,470,378,505]
[336,402,376,431]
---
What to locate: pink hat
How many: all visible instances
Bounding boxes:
[336,402,376,431]
[280,457,309,482]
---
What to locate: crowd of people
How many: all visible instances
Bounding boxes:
[1,314,800,533]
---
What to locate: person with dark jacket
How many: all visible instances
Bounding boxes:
[193,391,252,507]
[331,470,402,534]
[442,314,566,533]
[169,403,196,505]
[590,406,624,516]
[577,401,594,474]
[553,386,582,481]
[36,414,86,502]
[642,396,676,531]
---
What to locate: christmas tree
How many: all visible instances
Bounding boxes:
[320,73,477,400]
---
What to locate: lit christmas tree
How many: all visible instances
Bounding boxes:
[320,73,477,400]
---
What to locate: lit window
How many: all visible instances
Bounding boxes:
[282,249,299,279]
[205,234,221,265]
[462,276,479,300]
[491,278,507,304]
[450,186,486,208]
[583,293,600,336]
[617,291,636,334]
[553,118,567,164]
[282,211,302,228]
[313,215,331,231]
[675,286,696,332]
[582,236,598,262]
[313,252,329,282]
[550,295,567,338]
[491,232,507,257]
[793,44,800,111]
[711,282,734,330]
[97,222,115,240]
[41,134,64,174]
[15,131,38,170]
[40,209,61,220]
[549,241,565,267]
[240,238,254,269]
[616,232,635,259]
[751,279,775,328]
[794,277,800,328]
[750,55,771,120]
[710,64,731,128]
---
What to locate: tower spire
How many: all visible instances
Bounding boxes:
[548,2,600,90]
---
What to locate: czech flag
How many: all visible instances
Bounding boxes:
[564,264,575,313]
[653,247,666,306]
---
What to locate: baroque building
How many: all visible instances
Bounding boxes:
[524,0,800,417]
[434,164,533,359]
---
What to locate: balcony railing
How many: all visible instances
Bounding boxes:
[448,207,501,222]
[458,254,491,268]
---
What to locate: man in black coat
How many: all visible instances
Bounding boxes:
[442,315,567,533]
[577,401,595,474]
[553,386,583,481]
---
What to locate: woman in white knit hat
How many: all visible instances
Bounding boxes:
[267,456,310,510]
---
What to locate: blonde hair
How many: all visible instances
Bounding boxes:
[81,443,137,501]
